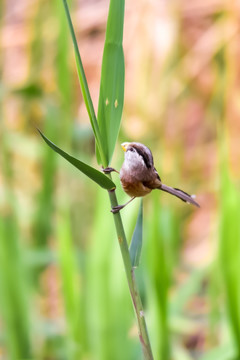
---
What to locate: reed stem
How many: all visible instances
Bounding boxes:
[108,189,153,360]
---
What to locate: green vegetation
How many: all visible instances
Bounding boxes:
[0,1,240,359]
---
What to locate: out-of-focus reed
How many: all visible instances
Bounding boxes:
[0,1,240,359]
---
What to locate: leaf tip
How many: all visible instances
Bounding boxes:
[35,127,43,137]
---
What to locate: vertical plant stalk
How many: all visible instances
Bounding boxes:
[61,1,154,358]
[108,189,153,360]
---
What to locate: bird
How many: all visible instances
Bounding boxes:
[106,142,200,213]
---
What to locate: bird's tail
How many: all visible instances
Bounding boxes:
[159,184,200,207]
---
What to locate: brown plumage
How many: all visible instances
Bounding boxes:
[111,142,199,213]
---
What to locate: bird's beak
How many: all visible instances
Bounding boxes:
[121,142,130,152]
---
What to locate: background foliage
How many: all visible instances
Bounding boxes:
[0,0,240,359]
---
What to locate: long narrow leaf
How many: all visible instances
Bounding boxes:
[219,161,240,351]
[97,0,125,164]
[38,129,115,191]
[0,215,31,359]
[129,200,143,267]
[61,0,107,166]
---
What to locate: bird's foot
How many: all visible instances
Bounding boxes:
[102,167,119,174]
[111,205,125,213]
[111,197,136,213]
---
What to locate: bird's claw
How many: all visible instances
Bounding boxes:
[111,205,124,213]
[102,167,119,174]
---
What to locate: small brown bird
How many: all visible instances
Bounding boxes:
[110,142,200,213]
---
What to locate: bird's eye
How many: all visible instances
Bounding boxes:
[129,147,135,152]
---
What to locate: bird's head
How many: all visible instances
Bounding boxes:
[121,142,153,169]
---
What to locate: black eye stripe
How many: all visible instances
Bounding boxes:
[128,146,151,168]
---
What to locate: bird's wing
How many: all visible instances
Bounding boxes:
[143,168,162,189]
[154,167,161,181]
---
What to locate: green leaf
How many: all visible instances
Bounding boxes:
[129,200,143,268]
[38,129,115,191]
[12,82,43,98]
[97,0,125,164]
[61,0,107,166]
[219,160,240,348]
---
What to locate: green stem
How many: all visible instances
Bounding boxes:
[108,189,154,360]
[61,2,152,356]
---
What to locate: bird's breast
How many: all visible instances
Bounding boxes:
[120,178,152,197]
[119,162,160,197]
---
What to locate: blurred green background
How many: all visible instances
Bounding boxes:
[0,0,240,359]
